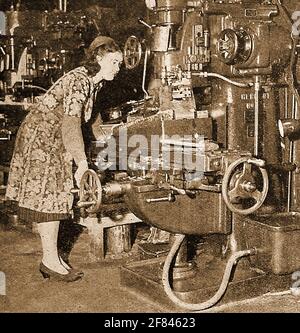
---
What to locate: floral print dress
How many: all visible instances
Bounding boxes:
[6,67,100,218]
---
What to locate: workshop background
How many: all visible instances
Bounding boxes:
[1,0,300,313]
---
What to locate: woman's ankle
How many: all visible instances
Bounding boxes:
[59,257,71,270]
[41,259,69,274]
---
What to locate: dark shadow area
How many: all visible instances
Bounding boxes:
[58,219,85,265]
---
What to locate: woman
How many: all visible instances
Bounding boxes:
[5,36,123,282]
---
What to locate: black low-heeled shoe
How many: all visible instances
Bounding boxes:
[68,268,84,277]
[39,262,83,282]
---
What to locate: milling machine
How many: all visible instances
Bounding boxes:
[1,0,300,311]
[77,0,300,310]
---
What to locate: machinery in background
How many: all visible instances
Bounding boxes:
[0,1,134,190]
[76,0,300,310]
[0,3,117,96]
[0,6,81,197]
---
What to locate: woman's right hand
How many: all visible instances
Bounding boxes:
[74,160,89,188]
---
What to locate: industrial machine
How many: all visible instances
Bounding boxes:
[2,0,300,311]
[77,0,300,310]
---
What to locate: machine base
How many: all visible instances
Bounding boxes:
[120,255,292,312]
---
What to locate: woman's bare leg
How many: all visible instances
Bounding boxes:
[37,220,68,274]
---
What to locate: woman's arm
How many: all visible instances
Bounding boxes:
[62,115,86,165]
[62,115,89,187]
[91,112,107,141]
[62,71,90,164]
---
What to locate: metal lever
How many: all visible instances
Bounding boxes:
[169,185,186,195]
[247,158,266,168]
[77,201,96,208]
[0,130,11,141]
[138,17,152,30]
[146,194,175,203]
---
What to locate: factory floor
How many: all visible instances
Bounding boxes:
[1,218,300,314]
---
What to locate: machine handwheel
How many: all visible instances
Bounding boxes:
[217,29,252,65]
[222,157,269,215]
[123,36,143,70]
[78,169,102,214]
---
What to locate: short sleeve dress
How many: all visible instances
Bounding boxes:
[5,66,100,222]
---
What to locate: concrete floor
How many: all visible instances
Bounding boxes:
[1,219,300,313]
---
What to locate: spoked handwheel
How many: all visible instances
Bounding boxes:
[216,29,252,65]
[123,35,143,70]
[222,157,269,215]
[78,169,102,214]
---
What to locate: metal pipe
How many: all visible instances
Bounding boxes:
[193,72,253,88]
[142,48,150,99]
[10,37,15,70]
[288,95,297,212]
[254,76,260,157]
[162,234,256,311]
[24,85,47,93]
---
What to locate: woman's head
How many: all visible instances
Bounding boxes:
[82,36,123,81]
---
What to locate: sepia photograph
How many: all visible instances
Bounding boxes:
[1,0,300,319]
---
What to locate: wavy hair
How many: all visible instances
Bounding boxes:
[81,39,121,77]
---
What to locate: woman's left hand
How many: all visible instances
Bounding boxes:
[74,160,89,188]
